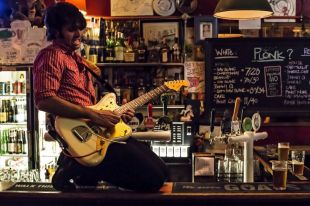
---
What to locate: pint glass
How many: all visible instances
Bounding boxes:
[291,150,305,176]
[272,161,288,191]
[278,142,290,161]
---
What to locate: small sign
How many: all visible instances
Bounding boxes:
[173,182,310,193]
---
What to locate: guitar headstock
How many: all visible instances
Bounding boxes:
[164,80,190,92]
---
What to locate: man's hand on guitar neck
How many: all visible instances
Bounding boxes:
[120,109,135,124]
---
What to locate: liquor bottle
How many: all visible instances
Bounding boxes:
[113,75,121,105]
[114,32,125,62]
[160,38,170,63]
[88,45,98,63]
[97,17,106,63]
[105,32,115,63]
[136,78,146,98]
[136,37,147,63]
[172,37,181,63]
[124,36,135,63]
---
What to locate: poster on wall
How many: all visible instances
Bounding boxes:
[265,0,296,22]
[111,0,153,16]
[184,61,205,94]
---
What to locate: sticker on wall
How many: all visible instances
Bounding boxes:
[110,0,153,16]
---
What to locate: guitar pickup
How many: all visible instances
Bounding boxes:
[72,126,91,142]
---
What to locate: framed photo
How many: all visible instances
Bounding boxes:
[141,20,182,48]
[194,16,218,44]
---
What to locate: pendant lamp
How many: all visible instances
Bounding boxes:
[66,0,87,15]
[214,0,273,20]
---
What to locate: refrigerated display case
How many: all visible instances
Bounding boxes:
[35,110,61,182]
[0,65,33,175]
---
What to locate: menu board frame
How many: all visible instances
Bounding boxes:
[205,37,310,120]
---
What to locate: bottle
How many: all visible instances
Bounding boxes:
[136,78,146,99]
[88,45,98,63]
[8,129,14,154]
[160,38,170,63]
[105,33,115,63]
[113,75,122,104]
[114,32,125,62]
[97,18,106,63]
[0,100,5,123]
[136,37,147,63]
[1,100,7,123]
[124,36,136,63]
[22,130,27,154]
[7,100,13,123]
[16,130,22,154]
[11,98,17,123]
[172,37,181,63]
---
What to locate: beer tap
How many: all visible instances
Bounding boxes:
[210,98,268,183]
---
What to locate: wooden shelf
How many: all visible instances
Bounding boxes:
[89,16,182,20]
[97,62,184,67]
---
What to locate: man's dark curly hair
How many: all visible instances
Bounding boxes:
[44,2,86,41]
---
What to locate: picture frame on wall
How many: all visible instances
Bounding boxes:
[194,16,218,44]
[141,20,182,48]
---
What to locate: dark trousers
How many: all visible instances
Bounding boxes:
[52,138,169,192]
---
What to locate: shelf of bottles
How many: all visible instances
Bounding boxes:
[82,17,183,65]
[0,71,28,170]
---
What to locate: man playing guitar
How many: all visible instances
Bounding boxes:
[33,2,168,191]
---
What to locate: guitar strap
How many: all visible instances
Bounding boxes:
[82,58,116,94]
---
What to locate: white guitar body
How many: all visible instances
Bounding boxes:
[55,93,132,167]
[54,80,189,167]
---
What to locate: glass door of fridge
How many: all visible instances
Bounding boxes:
[37,110,61,182]
[0,68,30,181]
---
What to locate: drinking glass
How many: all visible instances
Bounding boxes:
[291,150,305,176]
[278,142,290,161]
[272,160,288,190]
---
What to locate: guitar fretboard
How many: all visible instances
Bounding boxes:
[115,85,168,114]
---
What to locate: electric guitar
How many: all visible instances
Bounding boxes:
[54,80,189,167]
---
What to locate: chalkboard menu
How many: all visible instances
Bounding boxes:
[205,38,310,118]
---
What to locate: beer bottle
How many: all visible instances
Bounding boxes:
[8,129,14,154]
[0,100,5,123]
[16,130,23,154]
[7,100,13,123]
[22,130,27,154]
[2,100,8,123]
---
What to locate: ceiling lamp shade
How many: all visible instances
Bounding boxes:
[214,0,273,20]
[66,0,87,15]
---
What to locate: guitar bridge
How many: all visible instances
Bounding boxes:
[72,126,91,142]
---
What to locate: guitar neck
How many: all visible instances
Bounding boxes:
[115,85,169,114]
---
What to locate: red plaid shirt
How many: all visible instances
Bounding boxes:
[33,40,96,107]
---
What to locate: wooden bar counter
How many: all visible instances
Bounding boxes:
[0,181,310,206]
